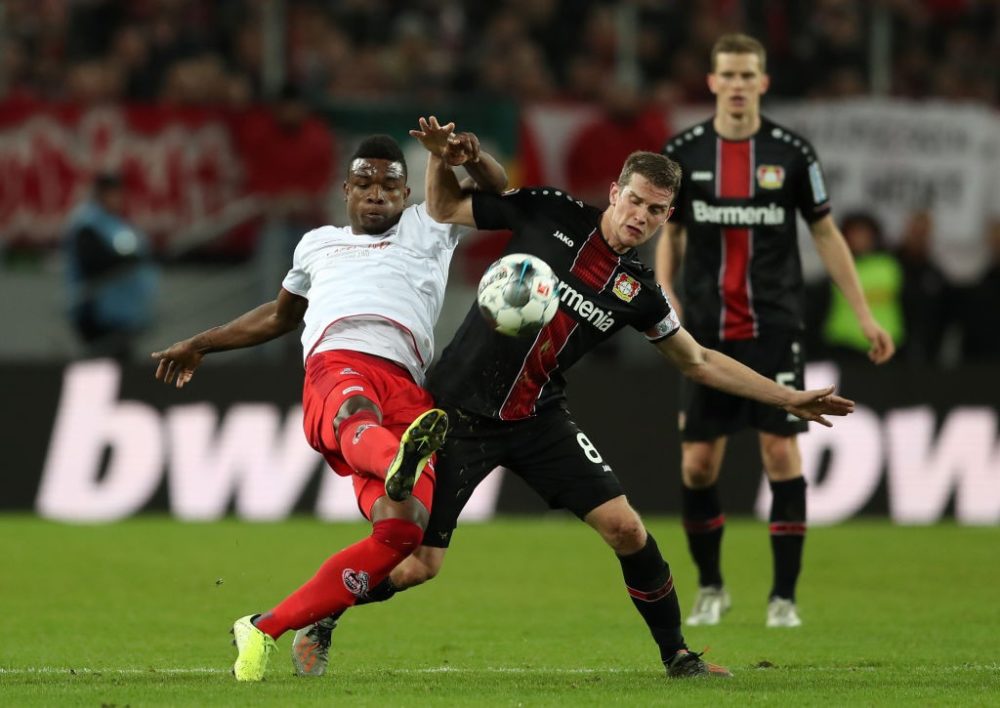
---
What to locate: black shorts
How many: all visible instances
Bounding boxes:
[423,406,625,548]
[680,331,808,441]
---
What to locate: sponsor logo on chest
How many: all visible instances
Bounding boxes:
[557,281,615,331]
[692,200,786,226]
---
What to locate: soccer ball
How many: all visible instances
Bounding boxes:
[477,253,560,337]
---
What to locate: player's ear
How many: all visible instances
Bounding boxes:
[760,72,771,95]
[343,180,350,199]
[707,72,718,95]
[405,185,412,200]
[609,181,619,205]
[667,205,675,221]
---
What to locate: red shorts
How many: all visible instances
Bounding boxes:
[302,350,436,520]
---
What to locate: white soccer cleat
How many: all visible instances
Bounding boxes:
[766,597,803,628]
[685,586,731,626]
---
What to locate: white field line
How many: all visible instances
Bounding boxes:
[1,665,998,677]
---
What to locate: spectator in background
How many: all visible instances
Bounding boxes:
[565,82,669,208]
[957,222,1000,363]
[895,210,953,365]
[64,173,159,360]
[237,82,336,233]
[821,212,903,360]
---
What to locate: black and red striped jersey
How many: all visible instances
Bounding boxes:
[427,188,680,421]
[663,116,831,342]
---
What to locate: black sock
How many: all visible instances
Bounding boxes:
[617,533,686,662]
[769,476,807,600]
[681,484,725,588]
[327,578,400,624]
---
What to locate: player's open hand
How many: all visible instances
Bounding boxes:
[861,319,895,365]
[410,116,456,160]
[782,386,855,427]
[151,340,204,389]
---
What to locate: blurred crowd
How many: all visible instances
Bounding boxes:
[804,209,1000,367]
[2,0,998,106]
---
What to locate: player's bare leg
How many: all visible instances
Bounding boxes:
[760,432,805,627]
[586,496,731,678]
[680,438,731,626]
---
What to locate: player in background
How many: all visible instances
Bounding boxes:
[654,34,895,629]
[151,125,507,681]
[294,133,855,679]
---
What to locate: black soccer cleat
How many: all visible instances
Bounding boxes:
[665,649,733,678]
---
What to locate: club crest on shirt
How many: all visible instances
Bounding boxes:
[613,273,641,302]
[342,568,370,597]
[756,165,785,190]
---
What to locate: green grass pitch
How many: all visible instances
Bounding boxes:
[1,516,997,706]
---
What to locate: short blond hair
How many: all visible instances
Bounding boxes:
[711,33,767,73]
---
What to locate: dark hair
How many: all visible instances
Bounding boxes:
[350,135,407,179]
[93,172,123,195]
[840,211,886,250]
[711,33,767,73]
[617,151,682,196]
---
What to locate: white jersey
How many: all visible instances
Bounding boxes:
[281,202,468,383]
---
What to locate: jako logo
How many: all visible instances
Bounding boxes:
[33,361,508,522]
[553,230,574,247]
[556,281,614,331]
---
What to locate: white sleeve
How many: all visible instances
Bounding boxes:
[411,202,470,249]
[281,236,311,297]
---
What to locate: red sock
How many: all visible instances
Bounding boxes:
[254,518,423,639]
[339,412,399,479]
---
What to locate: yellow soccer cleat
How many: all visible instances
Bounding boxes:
[384,408,449,502]
[231,614,277,682]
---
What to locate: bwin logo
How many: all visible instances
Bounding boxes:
[553,230,574,247]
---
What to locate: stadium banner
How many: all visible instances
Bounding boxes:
[2,359,997,525]
[522,100,1000,283]
[0,98,519,255]
[0,99,252,252]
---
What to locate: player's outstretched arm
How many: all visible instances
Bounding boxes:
[655,327,855,427]
[411,117,476,227]
[810,214,895,364]
[409,115,506,193]
[151,288,307,388]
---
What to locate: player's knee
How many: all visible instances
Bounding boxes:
[761,437,798,478]
[333,395,381,437]
[599,513,647,555]
[681,450,718,488]
[682,462,717,489]
[372,518,424,556]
